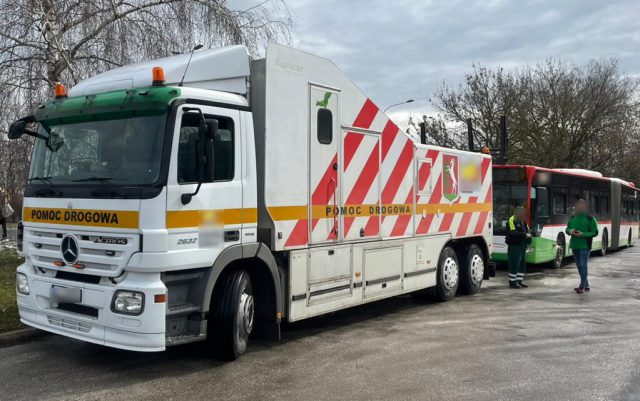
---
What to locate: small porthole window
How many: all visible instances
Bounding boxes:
[317,108,333,145]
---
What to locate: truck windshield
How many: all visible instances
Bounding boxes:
[493,184,528,233]
[29,115,166,186]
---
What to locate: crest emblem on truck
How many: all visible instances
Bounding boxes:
[61,235,79,264]
[443,154,460,203]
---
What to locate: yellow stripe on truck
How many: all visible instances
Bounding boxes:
[23,207,139,229]
[166,208,258,229]
[268,202,492,220]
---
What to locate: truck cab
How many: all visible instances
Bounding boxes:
[11,46,279,359]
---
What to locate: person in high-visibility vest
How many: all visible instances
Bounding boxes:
[506,206,531,288]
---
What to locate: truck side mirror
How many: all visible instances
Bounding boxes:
[180,109,217,205]
[8,116,37,139]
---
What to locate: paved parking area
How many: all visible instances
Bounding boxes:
[1,247,639,401]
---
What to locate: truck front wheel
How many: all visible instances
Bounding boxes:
[434,246,459,302]
[210,270,254,360]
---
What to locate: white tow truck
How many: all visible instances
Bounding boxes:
[10,44,493,359]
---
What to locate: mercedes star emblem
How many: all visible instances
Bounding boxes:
[61,235,79,265]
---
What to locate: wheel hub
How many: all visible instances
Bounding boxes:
[470,254,484,285]
[239,292,254,334]
[442,257,459,289]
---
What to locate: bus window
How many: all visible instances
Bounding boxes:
[493,184,528,231]
[553,192,567,215]
[589,195,598,214]
[601,196,609,215]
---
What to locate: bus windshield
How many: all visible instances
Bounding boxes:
[493,184,528,233]
[28,114,166,186]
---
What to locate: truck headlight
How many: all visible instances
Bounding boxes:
[111,290,144,315]
[16,273,29,295]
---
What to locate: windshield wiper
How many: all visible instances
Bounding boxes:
[28,176,61,197]
[28,176,53,184]
[72,176,114,184]
[73,177,126,198]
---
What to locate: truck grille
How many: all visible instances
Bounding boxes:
[25,227,139,277]
[47,315,93,333]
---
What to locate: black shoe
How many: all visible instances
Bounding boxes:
[509,282,522,289]
[519,283,529,288]
[574,287,585,294]
[584,287,590,292]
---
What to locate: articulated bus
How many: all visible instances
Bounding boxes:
[492,165,639,268]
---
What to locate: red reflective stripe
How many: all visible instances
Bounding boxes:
[343,99,379,169]
[438,198,460,233]
[415,151,442,234]
[343,133,365,171]
[473,186,493,234]
[416,176,443,234]
[456,197,478,237]
[380,120,400,160]
[387,148,437,236]
[361,126,408,236]
[284,220,308,247]
[343,140,380,236]
[381,141,413,205]
[353,98,379,128]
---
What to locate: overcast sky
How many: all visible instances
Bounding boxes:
[287,0,640,116]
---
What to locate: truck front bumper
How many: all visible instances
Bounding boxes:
[16,262,167,352]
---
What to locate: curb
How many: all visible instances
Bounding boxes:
[0,327,50,349]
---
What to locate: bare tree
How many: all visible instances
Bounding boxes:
[0,0,291,214]
[432,58,640,183]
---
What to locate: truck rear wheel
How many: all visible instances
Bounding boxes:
[459,244,484,295]
[210,270,254,360]
[435,246,459,302]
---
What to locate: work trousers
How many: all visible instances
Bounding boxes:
[508,244,527,284]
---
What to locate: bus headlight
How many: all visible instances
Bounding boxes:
[16,273,29,295]
[111,290,144,315]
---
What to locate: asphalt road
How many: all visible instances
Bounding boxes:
[2,247,640,401]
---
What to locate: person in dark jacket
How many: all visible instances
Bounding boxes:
[506,206,531,288]
[565,199,598,294]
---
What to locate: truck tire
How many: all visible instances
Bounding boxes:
[550,234,565,269]
[598,229,608,256]
[210,270,254,360]
[434,246,459,302]
[459,244,484,295]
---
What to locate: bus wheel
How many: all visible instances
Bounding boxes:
[599,229,608,256]
[435,246,459,302]
[210,270,254,360]
[551,234,565,269]
[460,244,484,295]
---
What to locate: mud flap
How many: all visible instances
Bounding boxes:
[484,261,496,279]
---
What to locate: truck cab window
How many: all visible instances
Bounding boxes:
[317,108,333,144]
[178,113,235,183]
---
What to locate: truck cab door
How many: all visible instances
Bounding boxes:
[166,104,245,253]
[309,85,340,244]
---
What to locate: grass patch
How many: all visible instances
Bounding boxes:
[0,246,24,333]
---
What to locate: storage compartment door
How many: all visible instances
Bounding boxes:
[309,85,340,244]
[363,246,403,299]
[342,131,380,240]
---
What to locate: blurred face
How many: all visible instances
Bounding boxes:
[575,200,588,214]
[515,208,526,220]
